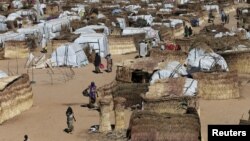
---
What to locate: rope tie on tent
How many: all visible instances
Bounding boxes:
[209,54,221,71]
[183,79,195,96]
[198,55,206,71]
[65,44,69,66]
[169,63,182,78]
[56,46,58,66]
[157,71,161,79]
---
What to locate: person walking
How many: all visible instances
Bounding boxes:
[105,54,113,72]
[88,82,97,108]
[66,106,76,133]
[221,9,226,24]
[94,53,101,73]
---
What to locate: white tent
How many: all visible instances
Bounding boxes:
[125,5,141,13]
[16,9,35,16]
[74,27,96,34]
[186,48,229,71]
[12,0,23,9]
[0,32,26,44]
[74,33,108,57]
[0,15,6,22]
[122,27,160,42]
[150,61,188,84]
[17,25,44,37]
[38,17,71,39]
[81,25,110,35]
[51,43,89,67]
[6,13,21,21]
[204,5,220,13]
[128,15,153,25]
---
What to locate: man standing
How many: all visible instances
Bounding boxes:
[221,9,226,24]
[66,107,76,133]
[94,53,101,73]
[40,34,47,53]
[105,54,113,72]
[139,41,148,58]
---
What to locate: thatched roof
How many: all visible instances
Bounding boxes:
[192,71,240,100]
[200,24,230,34]
[145,78,186,99]
[108,35,136,55]
[0,74,33,124]
[53,33,80,42]
[149,48,187,64]
[220,50,250,74]
[129,111,201,141]
[117,57,162,73]
[97,80,149,108]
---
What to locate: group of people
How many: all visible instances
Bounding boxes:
[94,53,113,73]
[184,25,193,37]
[65,81,98,134]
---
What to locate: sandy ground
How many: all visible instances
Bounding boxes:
[0,3,250,141]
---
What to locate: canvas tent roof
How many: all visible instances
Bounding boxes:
[0,15,6,22]
[186,48,229,72]
[74,27,96,34]
[51,43,89,68]
[0,32,26,44]
[122,27,160,41]
[74,33,109,57]
[38,17,71,39]
[150,61,188,84]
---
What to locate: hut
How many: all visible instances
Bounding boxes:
[45,3,60,15]
[143,94,198,115]
[4,40,29,59]
[220,51,250,74]
[108,36,137,55]
[149,48,187,64]
[0,74,33,124]
[192,71,240,100]
[116,58,162,83]
[97,80,149,109]
[128,111,201,141]
[175,37,194,53]
[143,77,199,115]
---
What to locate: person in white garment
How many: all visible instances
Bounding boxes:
[40,34,47,53]
[139,41,148,58]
